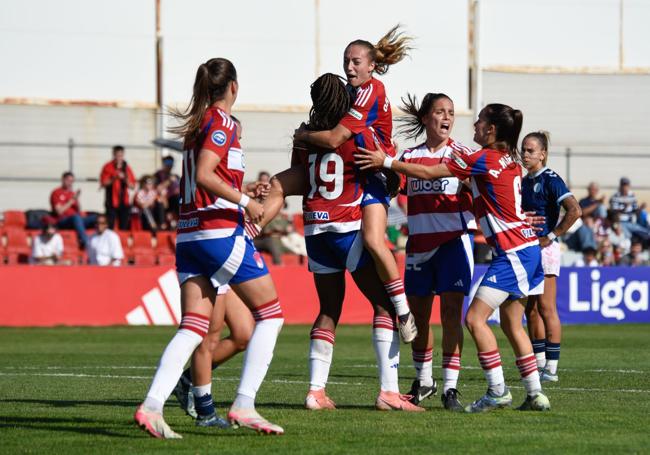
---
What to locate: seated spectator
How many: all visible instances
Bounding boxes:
[607,221,631,256]
[50,171,97,249]
[598,239,616,266]
[135,175,166,232]
[154,155,180,229]
[30,220,63,265]
[574,246,599,267]
[100,145,136,230]
[619,239,650,266]
[609,177,649,241]
[579,182,607,221]
[254,204,304,265]
[88,214,124,266]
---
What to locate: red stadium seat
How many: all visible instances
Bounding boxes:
[133,253,157,266]
[4,211,27,229]
[59,230,83,264]
[5,228,31,264]
[155,231,175,255]
[292,213,304,235]
[131,231,153,252]
[157,252,176,266]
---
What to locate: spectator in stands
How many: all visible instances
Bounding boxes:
[88,214,124,266]
[100,145,136,230]
[619,239,650,266]
[607,221,631,256]
[609,177,649,241]
[245,171,272,198]
[135,175,166,232]
[574,246,599,267]
[598,239,616,266]
[30,220,63,265]
[50,171,97,248]
[154,155,180,229]
[254,203,302,265]
[579,182,607,221]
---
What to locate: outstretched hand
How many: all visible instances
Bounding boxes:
[524,211,545,232]
[354,136,387,170]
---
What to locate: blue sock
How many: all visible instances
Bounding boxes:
[192,384,215,418]
[546,342,561,361]
[532,339,547,369]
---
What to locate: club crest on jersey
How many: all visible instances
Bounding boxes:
[347,108,363,120]
[534,182,542,193]
[253,251,265,269]
[452,154,468,169]
[304,211,330,221]
[211,130,227,146]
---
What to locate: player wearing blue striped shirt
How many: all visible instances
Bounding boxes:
[521,131,582,382]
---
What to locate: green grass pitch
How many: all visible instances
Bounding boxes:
[0,324,648,454]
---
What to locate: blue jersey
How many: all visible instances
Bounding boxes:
[522,167,572,237]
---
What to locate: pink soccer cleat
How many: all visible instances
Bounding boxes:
[134,404,182,439]
[228,408,284,435]
[305,388,337,410]
[375,391,426,412]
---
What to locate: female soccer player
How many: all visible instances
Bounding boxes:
[266,73,423,412]
[356,103,551,412]
[134,58,285,438]
[395,93,476,411]
[521,131,581,382]
[294,25,418,343]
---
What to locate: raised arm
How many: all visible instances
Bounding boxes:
[354,144,453,180]
[294,123,352,150]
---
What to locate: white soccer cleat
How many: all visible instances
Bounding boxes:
[305,388,337,410]
[540,369,559,383]
[134,404,182,439]
[228,407,284,435]
[398,312,418,344]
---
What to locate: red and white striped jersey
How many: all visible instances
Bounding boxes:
[401,139,476,256]
[340,78,395,157]
[446,148,539,253]
[177,107,245,243]
[300,131,380,236]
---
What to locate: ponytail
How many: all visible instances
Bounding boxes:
[168,58,237,147]
[346,24,413,75]
[483,103,523,162]
[397,92,451,140]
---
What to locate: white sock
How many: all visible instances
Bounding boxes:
[412,349,433,387]
[143,328,204,413]
[373,316,400,393]
[309,328,335,390]
[192,383,211,398]
[478,350,505,396]
[383,278,410,317]
[234,316,284,407]
[442,352,461,393]
[534,352,546,369]
[545,359,558,375]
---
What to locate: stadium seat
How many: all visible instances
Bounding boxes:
[59,230,83,264]
[3,211,27,229]
[131,231,153,252]
[133,253,157,266]
[155,231,175,255]
[157,252,176,266]
[5,228,31,264]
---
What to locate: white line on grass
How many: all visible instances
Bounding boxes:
[0,372,645,393]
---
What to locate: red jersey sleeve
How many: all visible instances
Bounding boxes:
[340,80,382,134]
[100,162,115,186]
[201,117,235,160]
[446,150,488,180]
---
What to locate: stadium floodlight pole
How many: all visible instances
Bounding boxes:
[155,0,164,160]
[314,0,321,79]
[468,0,483,114]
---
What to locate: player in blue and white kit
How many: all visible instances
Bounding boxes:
[521,131,582,382]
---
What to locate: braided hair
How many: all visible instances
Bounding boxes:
[307,73,351,131]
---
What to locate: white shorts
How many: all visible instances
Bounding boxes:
[541,241,561,277]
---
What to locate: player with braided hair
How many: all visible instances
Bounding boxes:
[294,25,418,344]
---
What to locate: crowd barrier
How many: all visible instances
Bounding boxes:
[1,264,648,326]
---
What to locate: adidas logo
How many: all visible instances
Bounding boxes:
[125,270,181,325]
[487,275,497,284]
[454,279,464,287]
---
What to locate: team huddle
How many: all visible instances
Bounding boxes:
[134,25,580,438]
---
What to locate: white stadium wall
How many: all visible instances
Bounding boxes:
[0,0,649,212]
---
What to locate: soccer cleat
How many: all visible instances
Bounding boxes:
[196,412,231,428]
[540,369,559,383]
[172,375,197,418]
[375,391,426,412]
[517,392,551,411]
[398,312,418,344]
[228,408,284,435]
[134,404,182,439]
[465,388,513,413]
[441,388,464,412]
[406,379,437,405]
[305,388,337,410]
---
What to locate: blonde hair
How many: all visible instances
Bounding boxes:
[523,130,551,165]
[346,24,413,75]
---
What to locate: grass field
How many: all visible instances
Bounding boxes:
[0,324,649,454]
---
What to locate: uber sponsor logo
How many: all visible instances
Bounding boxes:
[409,178,449,193]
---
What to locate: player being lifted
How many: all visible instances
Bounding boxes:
[357,103,552,412]
[395,93,476,410]
[294,25,418,343]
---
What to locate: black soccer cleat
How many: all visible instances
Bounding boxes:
[441,388,464,412]
[406,379,437,405]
